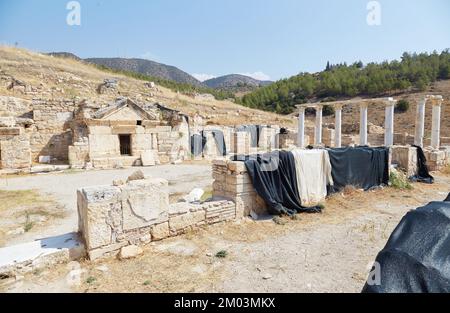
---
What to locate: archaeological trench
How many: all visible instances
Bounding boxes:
[0,94,448,276]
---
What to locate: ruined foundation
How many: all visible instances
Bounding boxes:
[77,176,236,260]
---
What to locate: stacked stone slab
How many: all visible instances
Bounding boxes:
[77,175,236,260]
[424,149,448,171]
[212,159,267,217]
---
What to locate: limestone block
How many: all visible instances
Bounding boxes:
[141,150,158,166]
[88,125,112,135]
[77,186,122,250]
[119,245,143,260]
[121,178,169,231]
[169,210,206,234]
[227,161,246,173]
[151,222,170,241]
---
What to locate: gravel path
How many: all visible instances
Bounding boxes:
[0,164,212,245]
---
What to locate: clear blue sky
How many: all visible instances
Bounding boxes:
[0,0,449,81]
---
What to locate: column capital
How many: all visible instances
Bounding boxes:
[385,97,396,107]
[360,102,369,109]
[334,103,344,110]
[314,104,324,110]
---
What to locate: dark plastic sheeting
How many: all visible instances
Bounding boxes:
[190,130,227,157]
[410,145,434,184]
[327,146,390,192]
[235,151,322,216]
[362,198,450,293]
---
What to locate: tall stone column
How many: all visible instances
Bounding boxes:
[297,106,306,148]
[414,98,426,147]
[315,105,323,145]
[359,102,368,146]
[431,96,443,149]
[334,104,343,148]
[384,98,395,146]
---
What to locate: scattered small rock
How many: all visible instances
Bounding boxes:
[262,274,272,280]
[95,265,109,273]
[127,170,145,182]
[119,245,143,260]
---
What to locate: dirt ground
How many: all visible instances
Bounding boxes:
[2,172,449,293]
[0,163,213,247]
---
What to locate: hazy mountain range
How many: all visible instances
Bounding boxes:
[47,52,272,92]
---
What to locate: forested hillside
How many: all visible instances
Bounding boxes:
[240,50,450,114]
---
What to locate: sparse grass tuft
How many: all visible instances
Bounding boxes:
[389,170,412,190]
[215,250,228,258]
[23,218,34,232]
[86,276,96,284]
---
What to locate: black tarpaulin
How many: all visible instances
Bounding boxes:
[410,145,434,184]
[362,199,450,293]
[236,125,264,147]
[236,151,322,216]
[190,134,206,157]
[211,130,227,156]
[190,130,227,157]
[327,146,389,192]
[445,193,450,202]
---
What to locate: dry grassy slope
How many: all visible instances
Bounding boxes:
[0,46,292,127]
[309,81,450,137]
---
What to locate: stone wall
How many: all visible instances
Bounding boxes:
[0,128,31,169]
[77,174,236,260]
[212,159,267,217]
[31,99,77,162]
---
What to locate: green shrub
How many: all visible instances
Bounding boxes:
[322,105,335,116]
[389,170,412,190]
[215,250,228,258]
[395,99,410,113]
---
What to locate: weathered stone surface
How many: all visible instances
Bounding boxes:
[121,178,169,231]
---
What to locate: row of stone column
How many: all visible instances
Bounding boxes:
[414,95,443,149]
[297,95,443,149]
